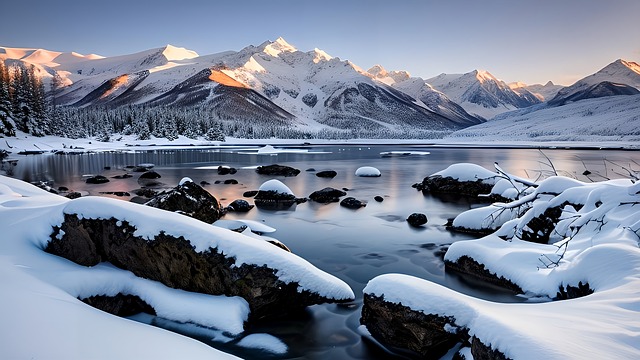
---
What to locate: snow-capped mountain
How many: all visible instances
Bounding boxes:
[367,65,481,126]
[426,70,541,119]
[548,59,640,106]
[1,39,483,133]
[509,81,563,102]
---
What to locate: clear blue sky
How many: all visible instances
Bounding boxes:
[1,0,638,85]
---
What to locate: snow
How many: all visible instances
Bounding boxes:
[236,333,288,354]
[213,219,276,234]
[432,163,499,183]
[365,165,640,359]
[179,177,193,186]
[0,175,354,359]
[355,166,381,177]
[259,179,295,196]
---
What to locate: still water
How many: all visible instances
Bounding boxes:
[10,144,640,359]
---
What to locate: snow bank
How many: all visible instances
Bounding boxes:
[366,167,640,359]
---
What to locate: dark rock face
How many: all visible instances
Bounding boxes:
[445,255,523,294]
[137,171,162,187]
[47,214,342,321]
[470,336,512,360]
[145,180,223,224]
[361,294,462,359]
[414,175,494,198]
[407,213,428,227]
[256,164,300,177]
[340,197,366,209]
[361,294,512,360]
[309,187,347,203]
[520,206,562,244]
[316,170,337,178]
[227,199,254,212]
[82,293,157,317]
[86,175,110,184]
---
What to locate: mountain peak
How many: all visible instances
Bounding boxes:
[161,44,198,61]
[368,64,389,78]
[473,69,499,83]
[262,37,297,57]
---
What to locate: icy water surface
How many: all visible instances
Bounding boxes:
[12,145,640,359]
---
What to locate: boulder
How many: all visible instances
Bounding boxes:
[309,187,347,203]
[137,171,162,187]
[254,190,305,210]
[227,199,254,213]
[86,175,110,184]
[414,175,503,202]
[374,196,384,202]
[145,180,223,224]
[217,166,237,175]
[243,190,259,198]
[316,170,337,178]
[256,164,300,177]
[224,179,239,185]
[340,197,366,209]
[361,294,461,358]
[407,213,428,227]
[47,214,345,321]
[445,255,523,294]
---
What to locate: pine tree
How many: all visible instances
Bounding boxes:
[0,60,16,137]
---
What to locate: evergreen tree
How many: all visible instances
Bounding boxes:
[0,60,16,137]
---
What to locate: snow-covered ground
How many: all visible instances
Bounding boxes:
[365,163,640,359]
[0,175,353,359]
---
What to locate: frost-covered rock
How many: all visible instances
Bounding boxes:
[145,179,223,224]
[355,166,381,177]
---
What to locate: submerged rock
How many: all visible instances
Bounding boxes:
[137,171,162,187]
[316,170,337,178]
[256,164,300,177]
[145,179,223,224]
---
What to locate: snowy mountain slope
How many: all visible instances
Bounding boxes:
[446,94,640,142]
[427,70,541,119]
[509,80,563,102]
[548,81,639,106]
[549,59,640,105]
[368,65,482,125]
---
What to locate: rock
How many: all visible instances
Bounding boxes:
[316,170,337,178]
[145,179,223,224]
[137,171,162,187]
[227,199,254,212]
[254,190,299,210]
[65,191,82,199]
[374,195,384,202]
[243,190,259,198]
[520,206,563,244]
[470,336,512,360]
[407,213,428,227]
[306,168,316,172]
[58,186,69,192]
[82,293,156,317]
[112,174,133,179]
[99,191,131,197]
[218,166,237,175]
[86,175,110,184]
[256,164,300,177]
[309,187,347,203]
[355,166,381,177]
[47,214,344,320]
[340,197,366,209]
[445,255,523,294]
[224,179,239,185]
[134,188,158,198]
[200,180,210,186]
[414,175,500,201]
[361,293,461,358]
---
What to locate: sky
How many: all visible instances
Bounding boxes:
[1,0,639,85]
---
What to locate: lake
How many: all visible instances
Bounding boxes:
[10,144,640,359]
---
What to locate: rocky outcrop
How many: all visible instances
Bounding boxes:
[145,180,223,223]
[47,214,344,320]
[309,187,346,203]
[361,294,512,360]
[256,164,300,177]
[445,255,523,294]
[413,175,493,198]
[361,294,462,359]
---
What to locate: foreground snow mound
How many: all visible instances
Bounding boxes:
[0,175,354,358]
[364,170,640,358]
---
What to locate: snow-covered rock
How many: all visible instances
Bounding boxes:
[355,166,381,177]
